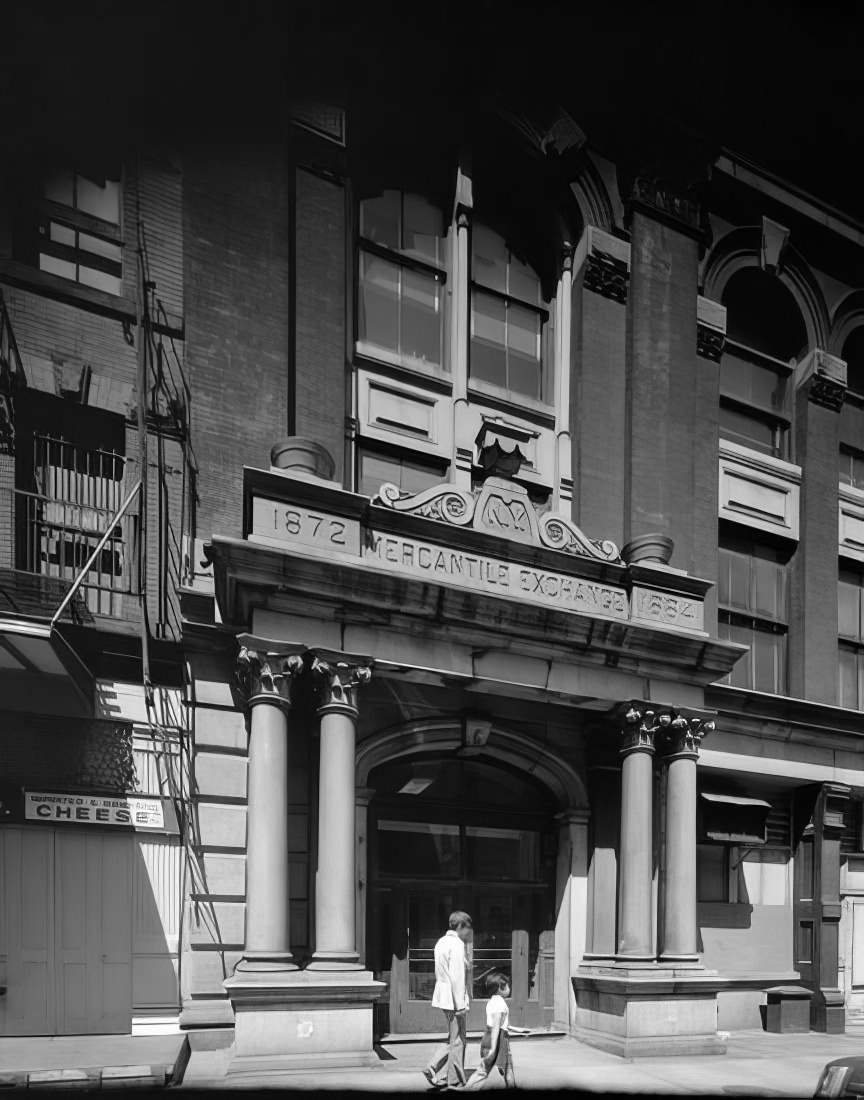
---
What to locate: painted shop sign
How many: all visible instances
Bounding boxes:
[25,791,164,829]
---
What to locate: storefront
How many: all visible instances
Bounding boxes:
[0,707,183,1037]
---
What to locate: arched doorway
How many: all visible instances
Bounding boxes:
[362,732,577,1035]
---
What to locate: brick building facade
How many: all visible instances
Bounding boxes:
[2,3,864,1073]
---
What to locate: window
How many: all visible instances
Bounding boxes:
[358,449,444,499]
[16,397,131,617]
[38,164,123,296]
[718,268,806,459]
[840,446,864,489]
[358,190,446,369]
[839,567,864,709]
[470,224,549,402]
[717,531,789,694]
[697,843,729,902]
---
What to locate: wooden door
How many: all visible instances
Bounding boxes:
[55,831,132,1034]
[0,828,56,1035]
[843,896,864,1015]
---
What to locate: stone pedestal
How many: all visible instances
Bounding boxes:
[225,969,385,1075]
[571,965,726,1058]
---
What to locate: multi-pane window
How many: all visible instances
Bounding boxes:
[718,347,790,458]
[470,224,549,402]
[358,190,446,369]
[840,446,864,489]
[718,268,806,459]
[717,534,788,694]
[839,567,864,709]
[358,449,444,499]
[39,165,123,296]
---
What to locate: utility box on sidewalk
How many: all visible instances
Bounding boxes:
[765,986,812,1033]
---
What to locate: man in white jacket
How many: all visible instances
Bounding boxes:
[423,911,473,1089]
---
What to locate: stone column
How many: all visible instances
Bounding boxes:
[658,713,714,964]
[233,637,305,972]
[617,707,658,962]
[307,649,373,970]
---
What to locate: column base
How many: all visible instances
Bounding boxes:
[233,952,299,973]
[307,951,364,971]
[658,954,702,967]
[571,963,726,1059]
[223,967,386,1076]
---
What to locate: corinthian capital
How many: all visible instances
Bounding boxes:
[620,707,661,756]
[309,648,373,716]
[655,708,715,760]
[235,635,305,711]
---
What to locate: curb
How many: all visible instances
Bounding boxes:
[0,1065,170,1091]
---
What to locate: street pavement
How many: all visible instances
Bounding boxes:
[179,1026,864,1094]
[2,1025,864,1093]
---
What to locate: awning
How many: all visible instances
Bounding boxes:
[700,792,772,845]
[0,616,94,717]
[701,793,771,809]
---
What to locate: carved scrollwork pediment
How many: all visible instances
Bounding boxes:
[373,479,621,563]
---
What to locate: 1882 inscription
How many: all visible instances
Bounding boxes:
[365,532,629,620]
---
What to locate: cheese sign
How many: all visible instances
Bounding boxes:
[25,791,164,829]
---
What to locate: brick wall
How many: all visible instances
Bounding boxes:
[183,141,290,540]
[625,211,701,574]
[293,167,346,479]
[789,389,842,703]
[570,272,627,550]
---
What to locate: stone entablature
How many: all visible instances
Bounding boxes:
[242,465,711,636]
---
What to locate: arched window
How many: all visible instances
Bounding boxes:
[470,224,550,402]
[357,190,446,369]
[719,268,807,459]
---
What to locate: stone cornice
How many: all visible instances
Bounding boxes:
[209,535,746,687]
[628,177,704,241]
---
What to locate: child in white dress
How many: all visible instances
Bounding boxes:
[463,972,523,1089]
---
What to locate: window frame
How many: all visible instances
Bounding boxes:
[839,564,864,709]
[468,223,553,408]
[718,338,793,461]
[36,164,125,299]
[717,533,789,695]
[355,189,449,378]
[356,442,448,500]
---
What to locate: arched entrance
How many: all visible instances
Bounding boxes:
[358,720,587,1035]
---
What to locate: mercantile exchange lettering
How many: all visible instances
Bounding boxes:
[367,533,628,618]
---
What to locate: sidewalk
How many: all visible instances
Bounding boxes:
[179,1024,864,1094]
[0,1033,184,1089]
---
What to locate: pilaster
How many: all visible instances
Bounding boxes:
[789,351,847,703]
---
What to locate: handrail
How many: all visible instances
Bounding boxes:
[50,480,142,629]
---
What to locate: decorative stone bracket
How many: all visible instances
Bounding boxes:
[375,478,621,563]
[797,349,847,413]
